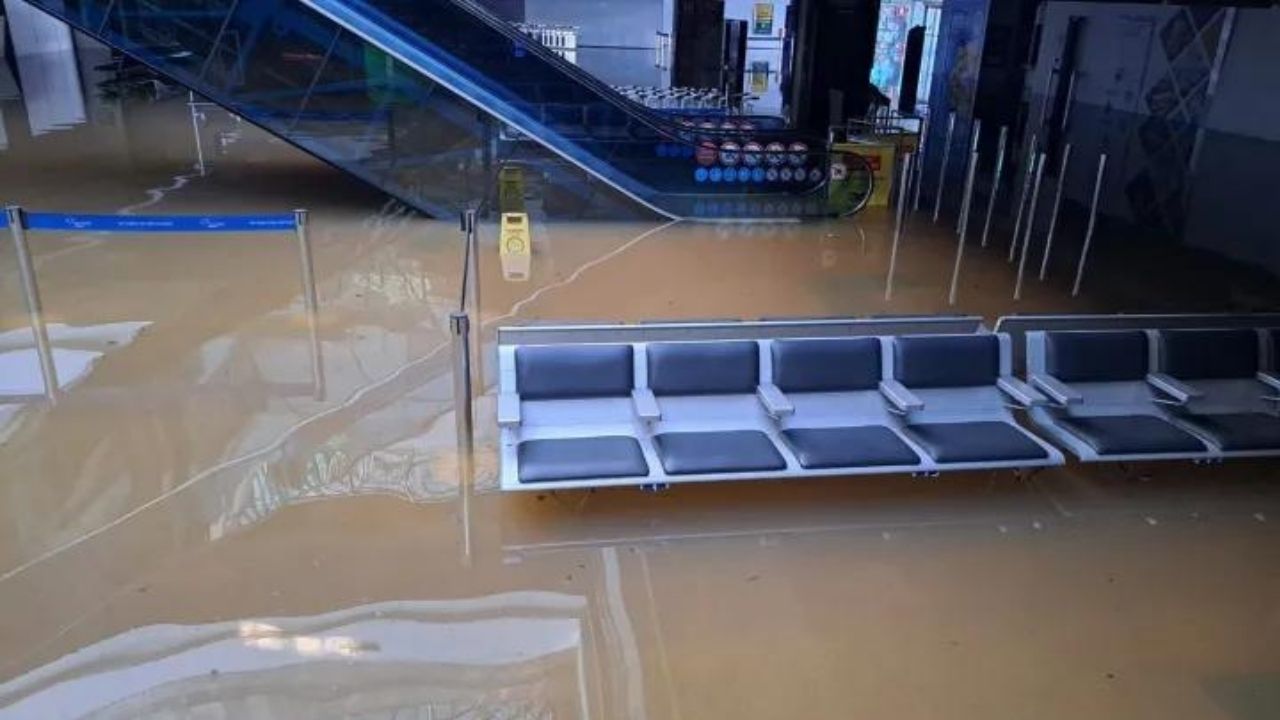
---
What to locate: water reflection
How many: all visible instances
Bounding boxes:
[0,594,603,718]
[0,321,150,425]
[1,12,1279,720]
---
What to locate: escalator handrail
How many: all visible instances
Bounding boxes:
[316,0,834,195]
[435,0,824,145]
[302,0,681,217]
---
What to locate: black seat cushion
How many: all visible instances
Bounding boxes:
[905,421,1049,463]
[782,426,920,469]
[647,341,758,396]
[1184,412,1280,451]
[1045,330,1148,382]
[518,436,648,483]
[653,430,786,475]
[772,338,881,392]
[1160,329,1259,380]
[1057,414,1206,455]
[516,344,633,400]
[894,335,999,389]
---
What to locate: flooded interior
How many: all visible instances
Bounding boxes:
[2,42,1280,720]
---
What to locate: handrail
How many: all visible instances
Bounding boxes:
[23,212,296,232]
[4,206,324,403]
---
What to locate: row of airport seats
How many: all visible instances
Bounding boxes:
[1025,327,1280,460]
[496,318,1280,490]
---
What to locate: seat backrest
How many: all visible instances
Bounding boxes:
[515,344,634,400]
[647,341,758,396]
[1044,330,1148,382]
[771,338,881,393]
[893,334,999,389]
[1159,328,1259,380]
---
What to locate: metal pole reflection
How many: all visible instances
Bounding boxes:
[293,209,325,401]
[957,119,981,235]
[1039,143,1073,281]
[980,126,1008,248]
[1073,153,1108,297]
[1014,153,1047,300]
[6,206,59,403]
[1007,133,1038,262]
[885,152,912,302]
[932,112,956,223]
[948,148,980,306]
[912,114,929,212]
[450,311,474,563]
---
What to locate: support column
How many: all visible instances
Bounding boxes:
[790,0,882,134]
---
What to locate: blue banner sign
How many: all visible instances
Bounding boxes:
[0,213,8,230]
[24,213,297,233]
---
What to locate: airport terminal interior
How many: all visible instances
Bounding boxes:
[0,0,1278,717]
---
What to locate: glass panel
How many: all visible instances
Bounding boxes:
[23,0,868,219]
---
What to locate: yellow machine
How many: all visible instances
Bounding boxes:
[498,166,532,281]
[500,212,531,281]
[833,140,896,208]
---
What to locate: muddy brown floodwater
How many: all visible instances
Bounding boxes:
[0,90,1278,720]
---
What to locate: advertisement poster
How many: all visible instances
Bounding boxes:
[752,3,774,35]
[750,61,770,94]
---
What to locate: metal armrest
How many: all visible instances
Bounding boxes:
[497,393,521,428]
[756,383,794,420]
[1146,373,1201,405]
[879,379,924,414]
[631,388,661,423]
[1258,371,1280,392]
[998,376,1047,407]
[1029,374,1082,406]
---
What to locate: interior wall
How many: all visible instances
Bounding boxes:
[1025,2,1182,225]
[524,0,665,47]
[724,0,793,112]
[1027,3,1279,278]
[475,0,526,21]
[1184,6,1280,276]
[920,0,989,213]
[523,0,667,86]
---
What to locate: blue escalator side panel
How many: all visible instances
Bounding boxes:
[25,0,846,219]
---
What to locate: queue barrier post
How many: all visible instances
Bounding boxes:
[4,208,321,401]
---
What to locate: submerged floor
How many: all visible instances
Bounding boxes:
[0,95,1278,718]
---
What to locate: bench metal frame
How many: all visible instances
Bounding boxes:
[498,317,1065,491]
[996,313,1280,375]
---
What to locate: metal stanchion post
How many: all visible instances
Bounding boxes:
[450,311,474,563]
[1039,143,1073,281]
[6,206,59,403]
[464,209,480,323]
[293,209,325,400]
[957,119,981,234]
[460,204,481,389]
[1007,133,1038,262]
[1061,71,1077,131]
[948,148,980,306]
[885,153,912,302]
[932,112,956,223]
[1072,153,1108,297]
[450,313,475,462]
[1014,153,1047,300]
[980,126,1008,248]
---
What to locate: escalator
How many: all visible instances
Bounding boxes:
[21,0,873,220]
